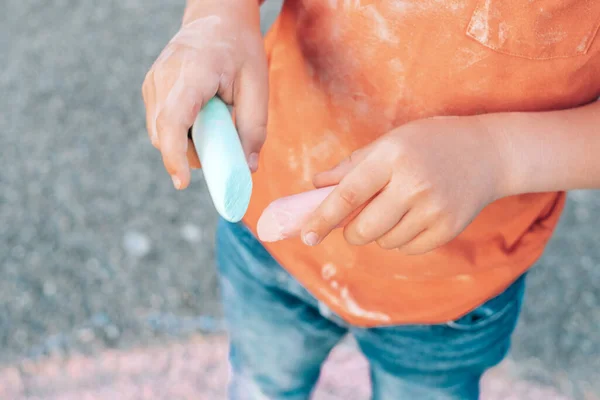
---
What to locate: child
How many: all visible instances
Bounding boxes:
[142,0,600,398]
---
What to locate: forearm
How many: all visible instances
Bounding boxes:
[183,0,262,25]
[186,0,264,7]
[483,100,600,197]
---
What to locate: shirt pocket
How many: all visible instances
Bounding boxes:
[466,0,600,60]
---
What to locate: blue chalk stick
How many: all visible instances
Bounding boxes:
[191,98,252,223]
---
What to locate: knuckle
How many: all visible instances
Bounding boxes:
[431,194,449,210]
[404,183,433,205]
[162,149,186,173]
[160,138,179,157]
[384,139,406,161]
[314,212,335,231]
[241,116,267,135]
[155,107,185,136]
[148,123,159,149]
[412,178,434,196]
[344,224,369,246]
[160,141,176,161]
[245,123,268,146]
[153,59,177,86]
[219,62,236,88]
[150,130,160,149]
[338,187,359,209]
[437,218,457,238]
[347,150,361,164]
[161,155,177,175]
[155,110,168,135]
[424,203,444,223]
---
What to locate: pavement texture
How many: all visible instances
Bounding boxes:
[0,337,579,400]
[1,0,599,398]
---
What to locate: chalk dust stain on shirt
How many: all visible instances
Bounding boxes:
[454,47,490,72]
[362,5,399,44]
[340,287,391,322]
[321,262,337,281]
[317,286,392,322]
[467,0,493,44]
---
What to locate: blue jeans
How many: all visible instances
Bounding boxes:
[216,220,525,400]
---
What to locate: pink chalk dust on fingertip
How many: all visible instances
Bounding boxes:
[257,186,336,242]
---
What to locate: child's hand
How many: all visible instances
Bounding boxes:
[301,116,507,254]
[142,0,268,189]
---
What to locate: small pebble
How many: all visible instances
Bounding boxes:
[77,328,95,343]
[122,231,151,257]
[180,224,202,243]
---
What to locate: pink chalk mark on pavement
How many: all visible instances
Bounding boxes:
[0,335,572,399]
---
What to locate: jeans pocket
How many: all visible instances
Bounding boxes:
[445,298,517,331]
[444,275,526,332]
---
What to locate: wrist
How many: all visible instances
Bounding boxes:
[183,0,261,26]
[474,113,523,200]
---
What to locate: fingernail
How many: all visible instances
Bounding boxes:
[248,153,259,172]
[171,175,182,190]
[303,232,319,246]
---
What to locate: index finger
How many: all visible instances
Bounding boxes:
[155,52,219,189]
[300,156,390,246]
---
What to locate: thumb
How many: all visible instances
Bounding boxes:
[233,59,269,172]
[313,145,373,188]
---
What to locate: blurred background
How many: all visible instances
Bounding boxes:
[1,1,599,399]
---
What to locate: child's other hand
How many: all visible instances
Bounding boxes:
[142,0,268,190]
[301,116,507,254]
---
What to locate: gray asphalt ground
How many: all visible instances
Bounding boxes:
[1,0,599,398]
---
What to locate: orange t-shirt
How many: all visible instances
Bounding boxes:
[243,0,600,326]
